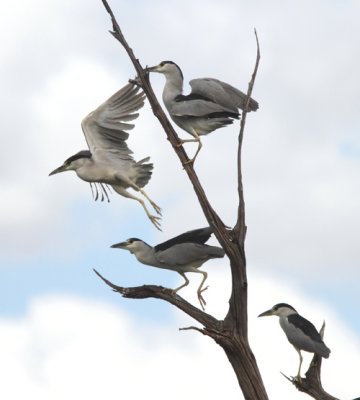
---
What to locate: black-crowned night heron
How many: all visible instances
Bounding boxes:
[258,303,331,380]
[49,83,162,230]
[147,61,258,163]
[111,227,225,309]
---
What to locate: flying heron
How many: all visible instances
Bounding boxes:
[49,83,162,230]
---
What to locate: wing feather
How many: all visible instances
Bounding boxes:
[81,83,145,161]
[154,227,213,252]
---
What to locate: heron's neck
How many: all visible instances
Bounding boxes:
[73,158,101,182]
[132,243,154,266]
[162,73,183,109]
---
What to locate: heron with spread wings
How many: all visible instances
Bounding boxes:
[49,83,161,230]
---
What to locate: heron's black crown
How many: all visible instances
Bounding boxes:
[127,238,143,243]
[273,303,297,313]
[159,60,183,80]
[65,150,92,165]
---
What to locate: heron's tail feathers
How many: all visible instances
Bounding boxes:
[318,343,331,359]
[205,245,226,259]
[135,157,153,188]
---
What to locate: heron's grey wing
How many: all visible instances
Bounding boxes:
[287,314,325,344]
[170,95,237,118]
[155,243,224,267]
[285,314,330,357]
[81,83,146,161]
[154,227,213,252]
[190,78,258,112]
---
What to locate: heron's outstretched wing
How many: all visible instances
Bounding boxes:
[81,83,145,161]
[190,78,259,112]
[154,227,213,252]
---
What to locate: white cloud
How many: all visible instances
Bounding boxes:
[1,274,359,400]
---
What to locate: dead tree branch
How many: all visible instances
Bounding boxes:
[94,2,334,400]
[98,2,268,400]
[93,269,220,330]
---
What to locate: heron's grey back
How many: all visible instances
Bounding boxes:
[155,242,225,267]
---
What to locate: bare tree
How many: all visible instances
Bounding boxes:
[94,1,339,399]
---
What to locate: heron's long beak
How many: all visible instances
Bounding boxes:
[146,65,160,73]
[49,164,67,176]
[110,242,128,249]
[49,165,67,176]
[258,309,274,318]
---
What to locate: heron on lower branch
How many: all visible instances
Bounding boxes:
[258,303,331,380]
[111,227,225,309]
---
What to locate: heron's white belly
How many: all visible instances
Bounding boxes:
[76,164,119,183]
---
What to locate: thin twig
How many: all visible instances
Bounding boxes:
[234,29,260,240]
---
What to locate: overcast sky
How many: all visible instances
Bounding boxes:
[1,1,359,399]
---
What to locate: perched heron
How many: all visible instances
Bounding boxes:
[111,227,225,309]
[147,61,258,163]
[258,303,331,380]
[49,83,162,230]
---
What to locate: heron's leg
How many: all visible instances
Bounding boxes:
[174,270,208,310]
[126,182,161,216]
[138,188,161,215]
[181,130,202,165]
[113,186,162,231]
[173,272,190,293]
[195,270,208,310]
[184,268,208,310]
[294,348,303,381]
[176,137,199,145]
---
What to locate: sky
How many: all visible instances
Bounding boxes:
[1,0,359,399]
